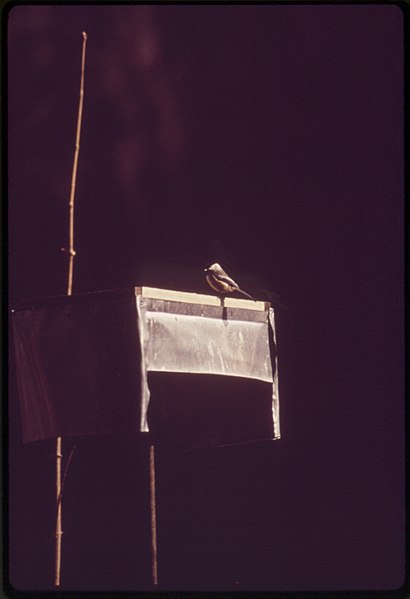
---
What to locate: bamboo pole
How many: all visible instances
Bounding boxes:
[54,436,63,586]
[55,31,88,588]
[149,444,158,586]
[67,31,88,297]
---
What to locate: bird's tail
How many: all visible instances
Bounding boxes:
[237,288,256,301]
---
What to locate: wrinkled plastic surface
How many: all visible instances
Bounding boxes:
[11,288,280,446]
[138,295,280,440]
[11,291,141,443]
[145,311,273,381]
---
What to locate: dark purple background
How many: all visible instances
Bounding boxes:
[7,4,404,593]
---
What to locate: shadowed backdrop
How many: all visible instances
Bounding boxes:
[7,4,404,593]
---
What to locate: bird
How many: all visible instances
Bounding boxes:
[204,263,255,300]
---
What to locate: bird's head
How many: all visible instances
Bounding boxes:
[204,262,221,273]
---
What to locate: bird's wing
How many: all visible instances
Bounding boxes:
[213,271,239,289]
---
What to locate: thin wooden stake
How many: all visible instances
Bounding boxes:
[67,31,88,297]
[149,444,158,586]
[55,31,88,588]
[54,436,63,587]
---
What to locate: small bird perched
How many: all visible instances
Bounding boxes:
[204,263,255,301]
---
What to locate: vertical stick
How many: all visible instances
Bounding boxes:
[55,31,88,588]
[54,436,63,587]
[67,31,88,297]
[149,444,158,586]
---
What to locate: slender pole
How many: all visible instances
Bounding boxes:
[55,31,88,588]
[149,444,158,586]
[67,31,88,297]
[54,436,63,587]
